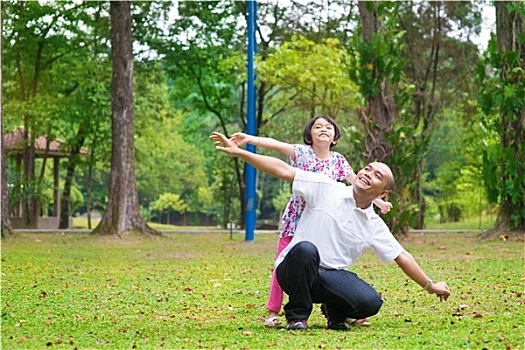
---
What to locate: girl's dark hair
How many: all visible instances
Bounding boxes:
[302,115,341,149]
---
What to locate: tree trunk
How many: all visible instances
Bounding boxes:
[1,5,12,237]
[92,1,160,237]
[59,122,88,228]
[357,1,396,163]
[1,132,11,237]
[493,1,525,232]
[86,157,93,230]
[22,125,37,227]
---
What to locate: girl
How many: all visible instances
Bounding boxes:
[231,115,392,327]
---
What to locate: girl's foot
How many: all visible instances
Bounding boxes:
[348,317,371,326]
[263,311,281,327]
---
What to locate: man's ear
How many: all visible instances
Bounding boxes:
[377,189,391,199]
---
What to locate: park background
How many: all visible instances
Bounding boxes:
[1,1,524,349]
[1,0,523,237]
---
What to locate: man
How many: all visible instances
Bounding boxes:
[210,131,450,331]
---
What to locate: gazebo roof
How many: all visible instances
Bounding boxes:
[4,128,89,157]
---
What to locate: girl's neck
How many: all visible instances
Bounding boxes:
[312,143,331,160]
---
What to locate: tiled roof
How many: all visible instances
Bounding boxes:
[4,128,89,157]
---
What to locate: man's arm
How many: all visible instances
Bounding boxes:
[394,250,451,301]
[210,132,297,183]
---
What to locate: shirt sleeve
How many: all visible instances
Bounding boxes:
[370,222,404,263]
[291,144,311,168]
[292,170,339,208]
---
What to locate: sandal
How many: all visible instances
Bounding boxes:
[263,316,281,327]
[348,317,371,327]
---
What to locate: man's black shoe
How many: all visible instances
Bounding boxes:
[327,320,350,330]
[321,303,350,331]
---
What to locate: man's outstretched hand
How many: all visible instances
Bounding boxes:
[428,281,451,302]
[210,132,241,156]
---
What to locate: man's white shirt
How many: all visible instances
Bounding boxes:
[275,169,403,269]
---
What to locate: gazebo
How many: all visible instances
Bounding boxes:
[4,128,89,229]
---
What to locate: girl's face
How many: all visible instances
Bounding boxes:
[310,118,337,146]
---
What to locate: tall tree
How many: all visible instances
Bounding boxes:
[356,1,397,163]
[479,1,524,236]
[354,2,403,234]
[2,1,100,228]
[92,1,160,237]
[1,1,13,236]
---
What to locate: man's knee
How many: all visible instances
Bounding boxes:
[290,241,319,264]
[360,292,383,316]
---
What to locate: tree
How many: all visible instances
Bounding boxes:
[92,1,160,237]
[134,114,207,215]
[150,193,188,225]
[1,1,13,236]
[479,1,525,236]
[257,35,362,120]
[356,1,398,164]
[396,1,482,229]
[352,2,408,234]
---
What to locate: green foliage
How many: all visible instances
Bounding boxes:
[66,186,84,216]
[150,193,188,215]
[258,35,363,118]
[7,177,52,214]
[2,232,523,349]
[2,0,516,232]
[134,111,207,212]
[478,2,525,229]
[424,109,497,225]
[348,2,405,99]
[207,165,240,228]
[349,30,405,98]
[271,184,291,222]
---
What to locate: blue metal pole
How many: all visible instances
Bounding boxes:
[245,0,257,241]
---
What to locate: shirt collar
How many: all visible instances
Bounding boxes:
[348,186,376,220]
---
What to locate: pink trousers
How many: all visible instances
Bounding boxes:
[266,235,293,313]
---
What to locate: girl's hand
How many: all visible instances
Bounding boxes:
[230,132,249,147]
[210,132,242,156]
[379,201,393,214]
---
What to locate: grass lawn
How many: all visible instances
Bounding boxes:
[71,218,220,232]
[1,231,523,349]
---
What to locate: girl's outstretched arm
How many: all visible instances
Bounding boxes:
[211,132,296,183]
[346,173,393,214]
[230,132,295,157]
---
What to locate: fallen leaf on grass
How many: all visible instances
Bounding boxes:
[472,311,483,318]
[241,331,253,336]
[16,336,27,343]
[439,246,447,250]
